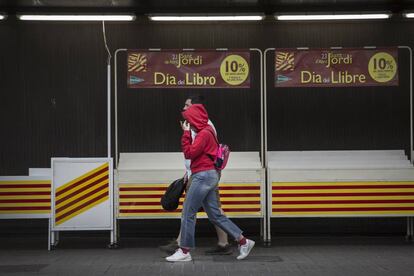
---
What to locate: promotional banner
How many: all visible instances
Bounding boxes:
[127,50,250,88]
[275,48,398,87]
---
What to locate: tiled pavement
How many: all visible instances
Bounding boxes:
[0,236,413,276]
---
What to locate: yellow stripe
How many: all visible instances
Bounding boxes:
[119,184,167,188]
[119,204,260,210]
[0,188,50,192]
[0,203,50,207]
[119,198,169,203]
[272,181,414,186]
[56,196,108,225]
[56,163,108,194]
[119,191,164,195]
[118,197,261,203]
[0,195,50,200]
[273,203,414,208]
[56,188,109,217]
[56,171,108,200]
[56,179,108,208]
[0,181,51,185]
[119,213,181,217]
[219,190,260,194]
[0,210,50,214]
[119,189,259,195]
[219,183,261,187]
[119,183,260,188]
[118,211,261,217]
[272,189,414,194]
[273,196,414,201]
[224,212,261,216]
[274,211,414,215]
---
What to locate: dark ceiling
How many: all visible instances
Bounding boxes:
[0,0,414,14]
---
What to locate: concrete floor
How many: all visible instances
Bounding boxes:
[0,236,414,275]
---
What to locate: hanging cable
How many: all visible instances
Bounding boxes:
[102,21,112,65]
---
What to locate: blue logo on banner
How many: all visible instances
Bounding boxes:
[130,76,144,84]
[276,75,292,83]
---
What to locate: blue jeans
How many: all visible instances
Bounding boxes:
[180,169,243,248]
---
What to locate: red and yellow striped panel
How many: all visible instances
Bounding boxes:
[119,183,261,218]
[272,181,414,216]
[55,163,109,225]
[0,180,51,214]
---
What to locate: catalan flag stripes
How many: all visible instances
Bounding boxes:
[119,183,261,217]
[0,180,51,214]
[272,181,414,216]
[55,163,109,225]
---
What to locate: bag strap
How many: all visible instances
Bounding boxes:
[202,126,219,145]
[201,126,219,162]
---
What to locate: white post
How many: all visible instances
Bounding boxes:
[264,48,275,243]
[114,49,127,169]
[398,46,413,163]
[107,64,111,158]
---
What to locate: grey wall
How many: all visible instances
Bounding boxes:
[0,19,413,174]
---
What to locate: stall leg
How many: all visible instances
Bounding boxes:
[48,218,51,251]
[260,218,264,241]
[264,172,271,246]
[108,218,119,249]
[50,230,59,250]
[406,217,413,242]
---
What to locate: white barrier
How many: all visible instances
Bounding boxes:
[267,150,414,242]
[116,152,266,239]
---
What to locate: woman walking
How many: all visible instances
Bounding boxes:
[166,104,255,262]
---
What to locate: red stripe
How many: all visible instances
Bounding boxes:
[273,185,414,190]
[56,184,108,213]
[56,191,108,222]
[219,187,260,190]
[119,193,260,199]
[56,166,108,196]
[119,201,261,206]
[120,208,260,213]
[0,182,49,185]
[120,187,166,191]
[120,186,260,192]
[0,192,50,196]
[120,195,166,198]
[0,199,50,203]
[223,208,260,212]
[273,207,414,212]
[120,209,181,213]
[0,184,51,189]
[274,192,414,197]
[0,206,50,211]
[273,200,414,204]
[56,175,108,205]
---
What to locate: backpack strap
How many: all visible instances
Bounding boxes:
[201,126,219,162]
[202,126,219,145]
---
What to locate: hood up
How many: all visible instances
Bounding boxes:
[182,104,209,132]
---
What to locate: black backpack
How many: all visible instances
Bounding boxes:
[161,178,186,211]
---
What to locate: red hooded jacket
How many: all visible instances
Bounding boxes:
[181,104,218,174]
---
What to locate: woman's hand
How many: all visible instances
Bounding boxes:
[180,120,190,131]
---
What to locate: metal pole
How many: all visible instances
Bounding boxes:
[263,48,275,243]
[398,46,413,163]
[114,49,127,169]
[107,63,111,158]
[264,48,274,168]
[48,218,51,251]
[250,48,264,168]
[250,48,265,240]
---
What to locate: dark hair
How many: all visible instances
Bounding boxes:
[187,95,205,104]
